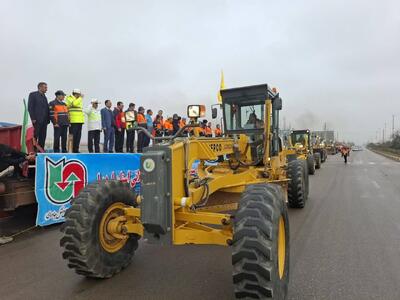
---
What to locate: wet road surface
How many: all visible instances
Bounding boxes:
[1,149,400,299]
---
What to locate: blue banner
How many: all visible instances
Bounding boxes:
[35,153,142,226]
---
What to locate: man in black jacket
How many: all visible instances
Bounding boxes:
[28,82,50,150]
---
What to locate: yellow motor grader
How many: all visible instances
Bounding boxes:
[60,84,309,299]
[288,129,319,174]
[312,135,328,164]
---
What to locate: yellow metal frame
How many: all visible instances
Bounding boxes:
[105,98,290,246]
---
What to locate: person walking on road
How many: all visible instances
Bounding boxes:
[136,107,147,153]
[342,146,350,164]
[66,89,84,153]
[114,102,126,152]
[85,99,102,153]
[28,82,50,151]
[101,100,115,153]
[49,90,69,153]
[125,103,137,153]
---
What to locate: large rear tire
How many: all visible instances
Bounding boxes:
[321,151,327,163]
[287,160,306,208]
[314,153,321,169]
[307,155,315,175]
[60,181,140,278]
[232,183,289,299]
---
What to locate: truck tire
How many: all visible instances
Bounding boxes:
[60,181,140,278]
[321,151,327,163]
[302,160,309,200]
[314,153,321,169]
[307,155,315,175]
[287,159,306,208]
[232,183,289,299]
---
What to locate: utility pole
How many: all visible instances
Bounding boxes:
[392,115,395,139]
[382,128,385,143]
[384,122,387,143]
[324,122,327,140]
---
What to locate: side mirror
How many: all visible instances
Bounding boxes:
[212,107,218,119]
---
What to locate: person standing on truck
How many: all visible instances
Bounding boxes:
[66,89,84,153]
[85,99,102,153]
[114,101,126,152]
[153,110,164,138]
[28,82,50,150]
[49,90,69,153]
[136,106,147,153]
[214,124,222,137]
[205,122,213,137]
[101,100,115,153]
[125,103,137,153]
[144,109,153,147]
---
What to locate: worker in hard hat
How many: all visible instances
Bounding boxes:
[66,89,84,153]
[85,99,102,153]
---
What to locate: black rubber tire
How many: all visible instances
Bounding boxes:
[314,153,321,169]
[321,151,327,163]
[287,160,306,208]
[307,155,315,175]
[302,160,309,201]
[60,181,139,278]
[232,183,289,299]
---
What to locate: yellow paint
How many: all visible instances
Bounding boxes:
[278,215,286,279]
[99,202,129,253]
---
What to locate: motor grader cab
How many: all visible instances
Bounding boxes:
[60,84,309,299]
[325,140,337,155]
[289,129,316,175]
[311,134,328,166]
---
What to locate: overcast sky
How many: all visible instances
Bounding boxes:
[1,0,399,144]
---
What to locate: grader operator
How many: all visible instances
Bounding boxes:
[60,84,309,299]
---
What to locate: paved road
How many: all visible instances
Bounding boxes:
[1,150,400,299]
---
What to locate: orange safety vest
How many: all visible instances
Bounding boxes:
[179,119,186,128]
[164,120,173,130]
[137,113,146,124]
[214,128,222,136]
[205,126,212,136]
[154,116,164,129]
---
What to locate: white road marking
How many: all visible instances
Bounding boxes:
[371,180,381,189]
[368,162,376,165]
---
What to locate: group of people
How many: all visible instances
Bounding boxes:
[27,82,223,154]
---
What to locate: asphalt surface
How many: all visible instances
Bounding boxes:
[1,149,400,300]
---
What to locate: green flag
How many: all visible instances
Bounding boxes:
[21,99,29,153]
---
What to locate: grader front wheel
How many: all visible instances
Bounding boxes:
[232,184,290,299]
[60,181,139,278]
